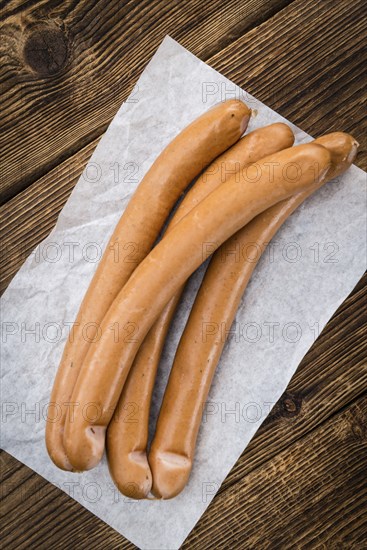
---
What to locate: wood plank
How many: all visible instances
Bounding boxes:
[0,0,294,202]
[1,395,365,548]
[208,0,367,164]
[183,395,367,548]
[0,451,134,550]
[1,0,366,293]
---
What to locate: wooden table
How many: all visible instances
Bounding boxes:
[1,0,366,547]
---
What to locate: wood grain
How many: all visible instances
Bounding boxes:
[0,0,294,203]
[1,0,366,547]
[208,0,367,164]
[183,395,367,548]
[0,451,134,549]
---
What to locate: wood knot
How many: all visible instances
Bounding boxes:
[350,411,367,443]
[23,25,68,76]
[280,392,302,418]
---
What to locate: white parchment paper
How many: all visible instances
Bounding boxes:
[1,36,366,549]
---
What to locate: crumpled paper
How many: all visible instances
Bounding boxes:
[1,36,366,549]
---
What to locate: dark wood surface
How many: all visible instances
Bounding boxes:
[1,0,366,548]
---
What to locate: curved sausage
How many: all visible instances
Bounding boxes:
[46,99,251,470]
[63,142,332,471]
[148,132,359,499]
[106,123,295,498]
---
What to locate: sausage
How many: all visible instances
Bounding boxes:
[148,132,359,499]
[63,142,332,472]
[106,123,295,498]
[46,99,251,470]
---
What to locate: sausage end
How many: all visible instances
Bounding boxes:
[149,450,192,499]
[108,450,152,499]
[63,425,106,471]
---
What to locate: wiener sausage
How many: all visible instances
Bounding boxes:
[106,123,295,498]
[148,132,359,499]
[63,142,331,472]
[46,100,251,470]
